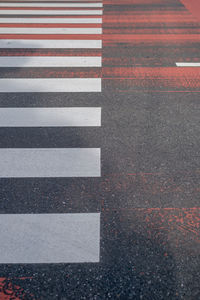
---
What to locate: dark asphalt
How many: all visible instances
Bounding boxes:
[0,0,200,299]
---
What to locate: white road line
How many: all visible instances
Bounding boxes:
[0,17,102,23]
[0,27,102,34]
[0,78,101,92]
[0,107,101,127]
[3,0,102,1]
[0,213,100,263]
[0,39,102,48]
[176,62,200,67]
[0,10,103,15]
[0,3,103,7]
[0,148,101,177]
[0,56,102,67]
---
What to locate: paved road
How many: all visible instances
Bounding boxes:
[0,0,199,299]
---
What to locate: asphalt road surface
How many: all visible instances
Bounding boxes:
[0,0,199,299]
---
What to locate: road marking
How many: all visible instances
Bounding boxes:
[0,213,100,263]
[0,78,101,92]
[5,0,102,1]
[0,107,101,127]
[0,3,103,8]
[0,27,102,34]
[0,56,102,67]
[0,148,101,177]
[176,62,200,67]
[0,0,103,266]
[0,10,103,15]
[0,39,102,48]
[0,17,102,23]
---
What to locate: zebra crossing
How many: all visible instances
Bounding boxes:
[0,0,199,298]
[0,213,100,263]
[0,3,103,7]
[0,56,102,66]
[0,10,102,15]
[0,40,102,48]
[0,0,102,263]
[0,17,102,23]
[0,107,101,126]
[0,78,101,92]
[0,28,102,33]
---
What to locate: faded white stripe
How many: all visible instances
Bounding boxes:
[0,9,103,15]
[0,17,102,23]
[2,0,102,1]
[0,107,101,127]
[0,148,101,177]
[0,3,103,7]
[0,56,102,67]
[0,27,102,34]
[0,78,101,92]
[0,39,102,48]
[176,62,200,67]
[0,213,100,263]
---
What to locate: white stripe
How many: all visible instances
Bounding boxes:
[0,78,101,92]
[0,27,102,34]
[0,17,102,23]
[0,10,103,15]
[2,0,102,1]
[0,3,103,7]
[0,39,102,48]
[176,62,200,67]
[0,56,102,67]
[0,148,101,177]
[0,213,100,263]
[0,107,101,127]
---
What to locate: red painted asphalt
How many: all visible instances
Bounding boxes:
[181,0,200,21]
